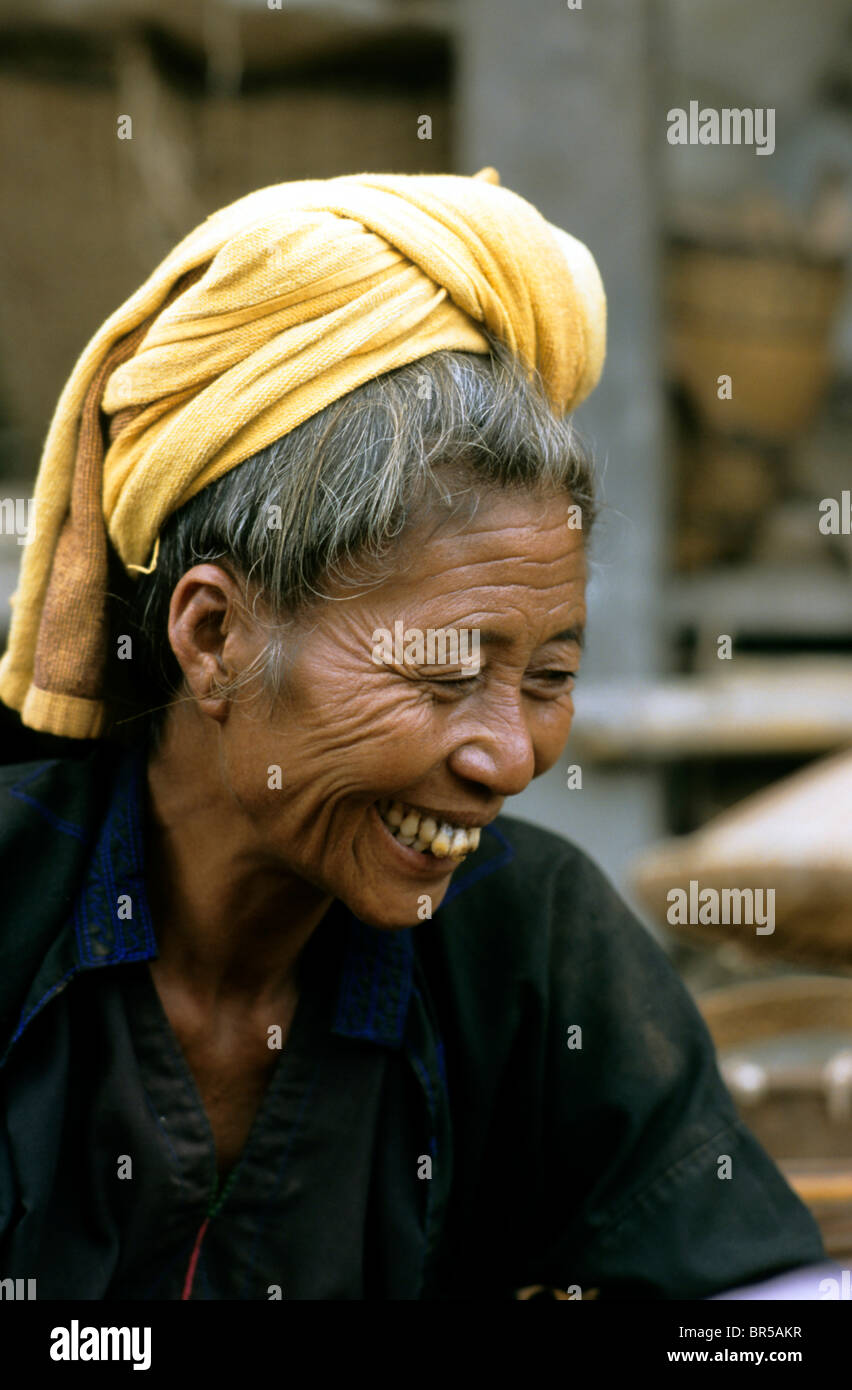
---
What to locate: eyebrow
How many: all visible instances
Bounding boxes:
[476,625,586,651]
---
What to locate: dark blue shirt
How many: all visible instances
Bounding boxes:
[1,749,455,1298]
[0,747,827,1299]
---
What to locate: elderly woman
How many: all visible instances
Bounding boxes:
[0,170,825,1301]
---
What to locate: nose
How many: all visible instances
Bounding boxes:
[446,693,537,798]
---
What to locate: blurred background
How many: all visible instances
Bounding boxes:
[1,0,852,1266]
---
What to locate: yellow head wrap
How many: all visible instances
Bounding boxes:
[0,167,606,739]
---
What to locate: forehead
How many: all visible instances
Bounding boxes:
[388,488,587,596]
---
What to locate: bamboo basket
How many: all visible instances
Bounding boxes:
[675,431,779,569]
[667,242,845,441]
[632,746,852,970]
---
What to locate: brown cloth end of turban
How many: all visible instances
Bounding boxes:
[30,270,205,737]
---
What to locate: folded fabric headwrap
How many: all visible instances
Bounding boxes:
[0,166,606,739]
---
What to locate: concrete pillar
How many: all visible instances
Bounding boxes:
[455,0,668,901]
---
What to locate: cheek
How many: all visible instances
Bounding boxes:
[238,673,442,802]
[532,698,575,776]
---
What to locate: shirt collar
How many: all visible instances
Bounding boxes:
[64,745,514,1049]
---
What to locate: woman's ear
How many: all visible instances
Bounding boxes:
[166,564,259,722]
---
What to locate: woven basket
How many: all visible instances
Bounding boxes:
[632,746,852,970]
[675,432,779,569]
[667,244,845,441]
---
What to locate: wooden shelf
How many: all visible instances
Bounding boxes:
[572,658,852,760]
[662,565,852,638]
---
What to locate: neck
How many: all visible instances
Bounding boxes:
[142,709,331,1008]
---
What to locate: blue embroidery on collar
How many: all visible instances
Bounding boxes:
[332,913,415,1048]
[438,822,515,908]
[9,761,88,842]
[331,824,515,1045]
[71,747,157,968]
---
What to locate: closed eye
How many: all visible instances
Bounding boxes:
[524,670,577,696]
[425,669,576,699]
[425,672,481,685]
[531,670,576,683]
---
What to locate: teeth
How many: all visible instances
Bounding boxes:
[430,823,454,858]
[378,802,482,857]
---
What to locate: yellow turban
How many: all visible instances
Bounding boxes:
[0,166,606,739]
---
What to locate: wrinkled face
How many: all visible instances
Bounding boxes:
[205,487,586,929]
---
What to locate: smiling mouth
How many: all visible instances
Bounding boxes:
[377,799,482,858]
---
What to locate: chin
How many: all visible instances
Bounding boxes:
[343,899,424,931]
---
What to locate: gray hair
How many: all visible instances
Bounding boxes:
[114,333,596,745]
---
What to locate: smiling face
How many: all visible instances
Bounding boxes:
[166,485,587,930]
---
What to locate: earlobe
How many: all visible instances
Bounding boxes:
[173,638,231,721]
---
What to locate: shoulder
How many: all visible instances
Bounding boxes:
[423,811,720,1088]
[433,810,664,976]
[421,811,688,1059]
[0,750,113,848]
[0,747,119,952]
[0,746,128,1057]
[452,810,635,915]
